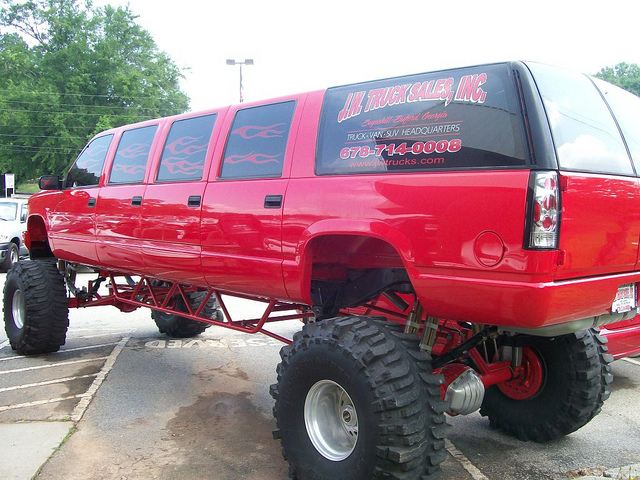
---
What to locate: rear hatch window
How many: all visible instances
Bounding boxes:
[526,62,634,176]
[592,78,640,174]
[316,63,528,175]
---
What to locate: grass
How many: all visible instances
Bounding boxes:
[16,181,39,194]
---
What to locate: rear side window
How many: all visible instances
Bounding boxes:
[593,78,640,174]
[109,125,158,184]
[316,64,527,175]
[528,63,633,176]
[157,114,217,182]
[65,134,113,187]
[220,101,296,179]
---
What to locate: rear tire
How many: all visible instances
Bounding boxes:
[3,260,69,355]
[271,316,448,479]
[479,329,613,442]
[152,292,220,338]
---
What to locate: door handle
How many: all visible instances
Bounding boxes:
[187,195,202,208]
[264,195,283,209]
[87,198,96,208]
[131,196,142,207]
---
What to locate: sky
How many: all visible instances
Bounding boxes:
[98,0,640,112]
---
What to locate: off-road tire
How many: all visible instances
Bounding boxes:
[3,260,69,355]
[270,316,448,480]
[152,292,220,338]
[479,329,613,442]
[1,242,19,272]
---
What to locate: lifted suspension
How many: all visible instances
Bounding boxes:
[64,266,314,345]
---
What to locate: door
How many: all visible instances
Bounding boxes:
[140,112,219,285]
[46,134,113,265]
[95,124,158,273]
[200,100,298,298]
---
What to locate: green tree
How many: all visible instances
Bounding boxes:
[595,62,640,96]
[0,0,189,180]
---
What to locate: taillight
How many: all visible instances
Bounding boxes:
[527,171,560,249]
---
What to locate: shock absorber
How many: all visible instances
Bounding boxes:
[420,315,440,354]
[404,298,423,335]
[402,298,439,354]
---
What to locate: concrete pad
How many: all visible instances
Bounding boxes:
[0,421,73,480]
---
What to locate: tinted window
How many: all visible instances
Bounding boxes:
[593,78,640,174]
[528,63,633,176]
[157,114,217,182]
[220,101,296,179]
[109,125,158,184]
[65,134,113,187]
[316,64,527,175]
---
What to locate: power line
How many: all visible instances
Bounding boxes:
[2,98,170,115]
[0,87,174,102]
[0,107,156,118]
[0,133,86,140]
[0,144,81,153]
[0,124,98,130]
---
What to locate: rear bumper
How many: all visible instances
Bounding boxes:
[600,318,640,360]
[411,269,640,332]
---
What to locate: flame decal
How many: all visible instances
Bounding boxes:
[77,145,109,170]
[117,143,151,159]
[232,124,285,139]
[225,153,281,165]
[77,158,102,171]
[113,164,146,175]
[162,158,204,175]
[165,136,208,155]
[159,135,208,176]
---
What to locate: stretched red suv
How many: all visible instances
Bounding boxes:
[5,61,640,479]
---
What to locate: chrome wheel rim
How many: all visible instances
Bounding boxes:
[12,289,25,330]
[9,247,18,265]
[304,380,358,461]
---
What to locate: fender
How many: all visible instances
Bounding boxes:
[283,218,413,304]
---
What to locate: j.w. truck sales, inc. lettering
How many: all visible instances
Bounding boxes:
[337,73,488,123]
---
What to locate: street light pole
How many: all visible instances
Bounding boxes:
[226,59,254,103]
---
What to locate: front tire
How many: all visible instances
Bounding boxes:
[271,316,448,480]
[479,329,613,442]
[3,260,69,355]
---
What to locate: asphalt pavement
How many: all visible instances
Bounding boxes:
[0,273,638,480]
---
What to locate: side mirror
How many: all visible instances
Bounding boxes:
[39,175,61,190]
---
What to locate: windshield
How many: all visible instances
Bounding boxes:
[0,202,18,221]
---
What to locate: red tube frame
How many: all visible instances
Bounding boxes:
[68,271,314,344]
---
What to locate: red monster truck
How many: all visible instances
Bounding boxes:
[5,61,640,479]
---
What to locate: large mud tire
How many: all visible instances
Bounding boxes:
[151,292,220,338]
[3,260,69,355]
[271,316,448,480]
[479,329,613,442]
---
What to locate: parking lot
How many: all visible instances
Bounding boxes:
[0,272,639,480]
